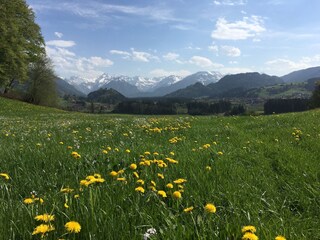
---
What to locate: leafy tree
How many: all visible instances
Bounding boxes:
[26,55,57,106]
[0,0,45,93]
[310,81,320,108]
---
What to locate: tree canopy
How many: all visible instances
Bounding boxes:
[0,0,45,92]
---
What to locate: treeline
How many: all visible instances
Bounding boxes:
[113,100,177,115]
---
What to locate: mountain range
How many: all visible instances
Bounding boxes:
[61,66,320,98]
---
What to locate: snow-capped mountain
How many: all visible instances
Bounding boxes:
[66,71,223,97]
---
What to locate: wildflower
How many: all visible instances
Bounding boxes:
[59,141,64,145]
[157,173,164,179]
[242,226,256,234]
[173,178,187,184]
[135,186,145,193]
[137,179,145,185]
[183,206,194,213]
[0,173,10,180]
[74,194,80,199]
[65,221,81,233]
[172,191,182,199]
[204,203,216,213]
[23,198,34,204]
[125,149,131,153]
[217,151,223,155]
[143,228,157,240]
[129,163,137,170]
[166,183,173,189]
[206,166,212,171]
[150,181,156,187]
[133,172,139,178]
[60,187,74,193]
[242,232,259,240]
[32,224,55,236]
[67,146,72,149]
[102,150,108,154]
[169,151,175,156]
[71,151,81,159]
[157,190,167,198]
[144,151,151,155]
[275,236,286,240]
[35,214,55,222]
[110,171,118,177]
[64,202,69,208]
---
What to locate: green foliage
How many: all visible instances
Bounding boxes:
[0,0,44,91]
[0,97,319,239]
[26,55,58,106]
[310,81,320,108]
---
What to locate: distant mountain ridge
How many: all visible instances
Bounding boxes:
[281,66,320,83]
[66,71,222,97]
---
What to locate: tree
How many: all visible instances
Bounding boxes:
[0,0,45,93]
[310,81,320,108]
[26,55,57,106]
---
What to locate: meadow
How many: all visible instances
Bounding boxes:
[0,96,319,240]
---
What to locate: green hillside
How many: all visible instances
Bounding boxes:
[0,97,319,239]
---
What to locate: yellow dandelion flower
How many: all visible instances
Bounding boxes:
[206,166,212,171]
[149,186,157,191]
[275,236,286,240]
[242,232,259,240]
[23,198,34,204]
[169,151,175,156]
[151,180,156,187]
[217,151,223,155]
[130,163,137,170]
[204,203,216,213]
[32,224,55,236]
[157,173,164,179]
[35,214,55,222]
[60,187,74,193]
[125,149,131,153]
[183,206,194,213]
[173,178,187,184]
[64,202,69,208]
[153,152,159,156]
[166,183,173,189]
[172,191,182,199]
[133,172,139,178]
[0,173,10,180]
[157,190,167,198]
[135,186,145,193]
[74,194,80,199]
[137,179,145,185]
[59,141,64,145]
[71,151,81,159]
[144,151,151,155]
[110,171,118,177]
[242,226,256,234]
[102,150,108,154]
[65,221,81,233]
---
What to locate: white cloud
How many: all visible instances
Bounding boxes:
[220,45,241,57]
[208,44,219,53]
[46,45,113,79]
[163,52,180,61]
[189,56,223,68]
[54,32,63,38]
[211,16,265,40]
[46,40,76,48]
[265,56,320,75]
[150,69,191,77]
[110,50,131,59]
[213,0,248,6]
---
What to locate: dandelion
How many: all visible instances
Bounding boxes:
[242,232,259,240]
[157,173,164,179]
[60,187,74,193]
[172,191,182,199]
[136,179,145,185]
[173,178,187,184]
[166,183,173,189]
[206,166,212,171]
[242,226,256,234]
[217,151,223,155]
[183,206,194,213]
[71,151,81,159]
[129,163,137,170]
[275,236,286,240]
[204,203,216,213]
[23,198,34,204]
[135,186,145,193]
[102,150,108,154]
[125,149,131,153]
[133,172,139,178]
[35,214,55,222]
[32,224,55,236]
[110,171,118,177]
[65,221,81,233]
[0,173,10,180]
[157,190,167,198]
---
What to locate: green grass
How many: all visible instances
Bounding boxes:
[0,96,319,240]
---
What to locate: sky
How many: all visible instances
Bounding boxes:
[27,0,320,80]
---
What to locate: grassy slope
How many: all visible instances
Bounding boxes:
[0,97,319,239]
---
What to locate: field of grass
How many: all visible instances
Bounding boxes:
[0,96,319,240]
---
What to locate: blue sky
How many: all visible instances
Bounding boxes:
[27,0,320,80]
